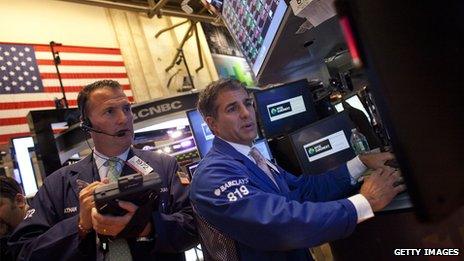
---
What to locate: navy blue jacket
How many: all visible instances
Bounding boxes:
[190,138,358,260]
[9,148,197,260]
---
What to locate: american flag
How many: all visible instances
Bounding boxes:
[0,42,134,144]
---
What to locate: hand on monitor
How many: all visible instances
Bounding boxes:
[359,152,395,170]
[360,167,406,212]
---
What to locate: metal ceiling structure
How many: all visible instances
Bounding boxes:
[59,0,220,23]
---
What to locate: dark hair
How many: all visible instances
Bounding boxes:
[197,78,248,118]
[0,176,22,201]
[77,80,123,120]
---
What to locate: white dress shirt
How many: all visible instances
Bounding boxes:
[222,138,374,224]
[93,148,130,180]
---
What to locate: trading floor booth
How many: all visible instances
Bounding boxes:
[216,0,463,258]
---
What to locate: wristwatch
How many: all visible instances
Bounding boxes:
[78,220,92,239]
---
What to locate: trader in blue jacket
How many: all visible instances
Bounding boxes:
[190,79,405,260]
[9,80,197,260]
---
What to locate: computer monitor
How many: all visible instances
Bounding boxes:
[11,137,38,196]
[335,0,464,221]
[185,161,200,179]
[253,138,273,161]
[334,94,371,123]
[289,112,356,175]
[186,109,214,158]
[221,0,287,76]
[254,79,319,138]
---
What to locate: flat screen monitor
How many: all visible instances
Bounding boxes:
[185,161,200,179]
[221,0,287,76]
[186,109,214,158]
[334,94,371,123]
[335,0,464,221]
[253,138,273,161]
[289,112,356,175]
[254,79,319,138]
[11,137,38,196]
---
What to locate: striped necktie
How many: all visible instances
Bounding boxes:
[105,157,132,261]
[249,147,278,186]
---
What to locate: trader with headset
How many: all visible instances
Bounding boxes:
[9,80,198,260]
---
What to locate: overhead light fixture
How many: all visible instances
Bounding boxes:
[181,0,193,14]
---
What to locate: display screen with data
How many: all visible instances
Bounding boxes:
[221,0,287,75]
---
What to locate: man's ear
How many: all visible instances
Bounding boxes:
[14,193,26,209]
[205,116,217,135]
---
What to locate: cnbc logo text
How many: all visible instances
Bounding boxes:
[305,140,332,157]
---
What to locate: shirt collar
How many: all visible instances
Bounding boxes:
[220,137,280,173]
[220,137,252,158]
[93,147,130,169]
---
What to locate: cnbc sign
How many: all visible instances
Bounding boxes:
[266,96,306,122]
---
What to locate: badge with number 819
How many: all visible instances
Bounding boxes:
[227,185,249,201]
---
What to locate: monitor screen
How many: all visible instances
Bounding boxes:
[186,109,214,158]
[185,161,200,179]
[334,94,371,123]
[289,112,356,175]
[12,137,38,196]
[253,138,273,161]
[254,79,319,138]
[221,0,287,76]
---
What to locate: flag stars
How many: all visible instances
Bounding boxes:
[26,81,31,86]
[0,56,3,61]
[25,47,30,52]
[10,47,16,52]
[6,61,12,66]
[18,52,24,57]
[0,66,6,71]
[12,81,18,86]
[19,86,26,91]
[15,66,21,71]
[18,76,24,81]
[5,86,11,91]
[20,62,26,66]
[3,51,10,56]
[9,71,15,76]
[33,86,40,91]
[32,76,37,81]
[29,66,35,71]
[13,56,19,61]
[2,76,8,81]
[26,57,32,61]
[23,71,29,76]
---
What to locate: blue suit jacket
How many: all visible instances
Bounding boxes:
[190,138,358,260]
[9,148,197,261]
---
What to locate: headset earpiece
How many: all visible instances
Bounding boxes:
[81,118,92,132]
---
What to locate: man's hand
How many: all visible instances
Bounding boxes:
[91,201,138,237]
[359,152,394,169]
[360,167,406,211]
[78,181,106,231]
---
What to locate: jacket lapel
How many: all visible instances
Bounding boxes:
[68,153,100,199]
[213,138,280,193]
[121,148,137,176]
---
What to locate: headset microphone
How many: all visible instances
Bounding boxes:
[80,122,127,137]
